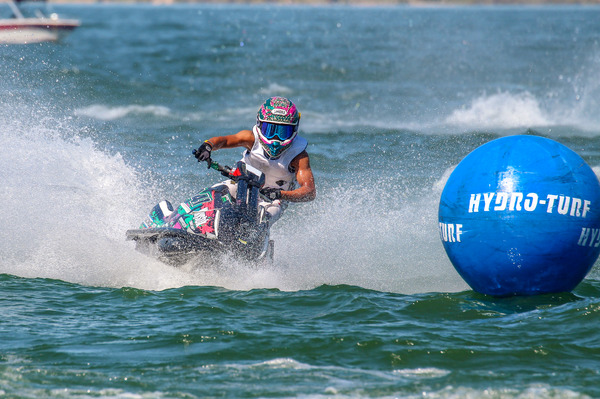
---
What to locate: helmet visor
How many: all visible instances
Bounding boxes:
[260,122,296,142]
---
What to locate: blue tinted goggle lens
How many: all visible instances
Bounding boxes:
[261,122,295,141]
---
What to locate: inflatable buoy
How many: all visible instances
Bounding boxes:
[438,135,600,296]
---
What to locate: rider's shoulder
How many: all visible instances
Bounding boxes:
[291,150,311,168]
[295,149,309,159]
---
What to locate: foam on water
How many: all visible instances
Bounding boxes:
[70,44,600,139]
[74,104,172,121]
[445,91,552,129]
[444,51,600,135]
[444,89,600,135]
[271,181,466,294]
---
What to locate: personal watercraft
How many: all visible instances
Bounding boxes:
[126,159,274,266]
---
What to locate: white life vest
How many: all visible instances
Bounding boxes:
[241,125,308,191]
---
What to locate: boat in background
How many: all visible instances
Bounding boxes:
[0,0,79,44]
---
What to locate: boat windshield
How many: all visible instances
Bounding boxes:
[1,1,55,20]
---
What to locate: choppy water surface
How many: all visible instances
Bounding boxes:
[1,4,600,398]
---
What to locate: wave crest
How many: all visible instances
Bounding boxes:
[445,91,551,129]
[75,104,172,121]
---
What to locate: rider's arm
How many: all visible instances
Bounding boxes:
[282,151,316,202]
[205,130,255,151]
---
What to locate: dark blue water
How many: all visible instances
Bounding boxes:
[1,4,600,397]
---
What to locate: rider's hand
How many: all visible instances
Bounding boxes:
[193,141,212,163]
[260,187,282,201]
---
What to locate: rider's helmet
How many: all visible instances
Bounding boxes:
[256,97,300,159]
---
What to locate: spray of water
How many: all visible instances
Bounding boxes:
[0,106,466,294]
[6,57,600,293]
[0,104,195,290]
[269,178,467,293]
[443,51,600,135]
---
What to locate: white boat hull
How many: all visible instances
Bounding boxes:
[0,19,79,44]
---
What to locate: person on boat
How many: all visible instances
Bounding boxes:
[193,96,316,225]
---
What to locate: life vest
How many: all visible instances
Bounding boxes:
[241,125,308,191]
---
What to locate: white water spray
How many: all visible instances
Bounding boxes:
[0,105,466,294]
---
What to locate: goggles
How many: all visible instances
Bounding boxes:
[260,122,297,144]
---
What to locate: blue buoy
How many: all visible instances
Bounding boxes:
[439,135,600,296]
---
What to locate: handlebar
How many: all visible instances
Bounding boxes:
[192,148,232,177]
[208,159,233,177]
[193,150,272,202]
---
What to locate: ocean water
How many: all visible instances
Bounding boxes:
[1,4,600,398]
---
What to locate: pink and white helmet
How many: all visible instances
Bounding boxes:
[256,97,301,159]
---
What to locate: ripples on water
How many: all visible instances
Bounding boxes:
[1,275,599,398]
[1,4,600,398]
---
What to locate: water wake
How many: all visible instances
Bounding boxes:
[444,50,600,135]
[0,108,465,294]
[445,91,551,129]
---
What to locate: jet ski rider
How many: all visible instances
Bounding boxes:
[193,96,316,224]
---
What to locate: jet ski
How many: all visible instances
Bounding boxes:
[126,159,274,266]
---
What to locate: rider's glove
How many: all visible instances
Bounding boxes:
[260,187,282,201]
[193,141,213,163]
